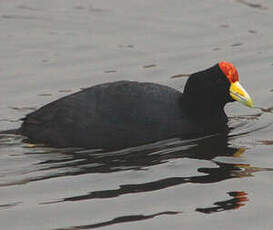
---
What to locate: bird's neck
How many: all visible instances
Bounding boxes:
[182,91,227,123]
[181,65,229,123]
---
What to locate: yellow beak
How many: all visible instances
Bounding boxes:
[230,81,253,108]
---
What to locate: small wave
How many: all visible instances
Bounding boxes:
[228,106,273,139]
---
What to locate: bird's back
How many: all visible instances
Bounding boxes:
[20,81,194,149]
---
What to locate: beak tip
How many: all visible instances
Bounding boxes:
[246,97,254,108]
[249,101,254,108]
[241,97,253,108]
[230,81,253,109]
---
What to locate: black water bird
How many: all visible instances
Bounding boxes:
[19,62,253,149]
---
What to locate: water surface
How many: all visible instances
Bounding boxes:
[0,0,273,229]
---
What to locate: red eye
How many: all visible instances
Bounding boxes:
[218,61,239,83]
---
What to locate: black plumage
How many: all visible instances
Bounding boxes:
[20,64,236,149]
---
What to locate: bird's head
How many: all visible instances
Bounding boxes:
[218,61,253,108]
[182,62,253,109]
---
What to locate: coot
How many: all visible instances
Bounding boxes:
[19,62,253,149]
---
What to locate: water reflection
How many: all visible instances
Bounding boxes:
[236,0,268,10]
[0,202,22,210]
[196,191,248,214]
[1,132,272,189]
[1,120,273,229]
[27,134,237,182]
[28,134,269,206]
[1,130,273,189]
[56,211,181,230]
[44,160,267,204]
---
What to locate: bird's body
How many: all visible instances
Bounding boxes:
[20,81,201,149]
[19,62,253,149]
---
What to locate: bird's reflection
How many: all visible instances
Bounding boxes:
[36,133,237,175]
[196,191,248,214]
[34,134,272,205]
[55,211,182,230]
[43,160,257,204]
[55,192,248,230]
[2,131,273,225]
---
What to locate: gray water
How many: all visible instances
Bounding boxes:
[0,0,273,229]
